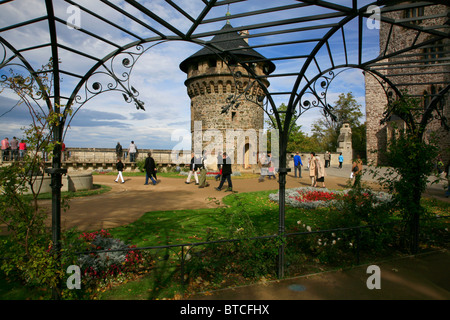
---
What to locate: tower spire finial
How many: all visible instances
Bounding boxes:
[226,4,231,24]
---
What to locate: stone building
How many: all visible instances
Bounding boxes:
[365,3,449,166]
[179,22,275,169]
[336,122,353,164]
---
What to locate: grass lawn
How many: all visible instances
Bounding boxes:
[94,191,450,300]
[107,188,329,248]
[1,183,448,300]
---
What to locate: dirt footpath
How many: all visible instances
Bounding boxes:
[43,174,350,232]
[40,171,447,233]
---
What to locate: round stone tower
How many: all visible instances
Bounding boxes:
[179,22,275,169]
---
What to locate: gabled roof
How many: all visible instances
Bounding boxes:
[179,23,276,74]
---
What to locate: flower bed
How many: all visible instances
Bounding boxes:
[78,229,145,280]
[269,187,393,209]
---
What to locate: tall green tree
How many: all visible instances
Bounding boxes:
[266,103,319,152]
[311,92,365,156]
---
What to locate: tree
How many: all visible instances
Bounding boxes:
[266,103,319,152]
[311,92,365,155]
[0,60,75,297]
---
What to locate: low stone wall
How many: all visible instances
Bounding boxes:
[24,173,93,194]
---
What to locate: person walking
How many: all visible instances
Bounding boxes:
[309,152,317,187]
[315,154,326,188]
[258,152,268,182]
[324,151,331,168]
[267,152,276,179]
[128,141,137,162]
[216,152,233,192]
[114,159,125,183]
[144,152,157,185]
[215,150,223,181]
[351,154,363,187]
[338,152,343,169]
[198,151,210,188]
[293,152,303,178]
[185,152,199,185]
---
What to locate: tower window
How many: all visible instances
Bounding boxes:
[423,40,444,65]
[232,111,236,121]
[404,6,424,25]
[207,58,216,69]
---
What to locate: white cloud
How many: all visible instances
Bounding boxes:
[1,0,378,149]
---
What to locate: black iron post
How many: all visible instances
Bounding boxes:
[45,129,67,300]
[277,127,290,279]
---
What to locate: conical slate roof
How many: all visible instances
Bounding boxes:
[179,23,275,74]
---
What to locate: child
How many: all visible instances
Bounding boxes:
[115,159,125,183]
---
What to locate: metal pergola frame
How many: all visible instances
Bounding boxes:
[1,0,449,295]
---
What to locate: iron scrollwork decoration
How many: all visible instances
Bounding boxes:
[0,61,53,114]
[299,70,337,123]
[221,57,272,117]
[75,44,146,111]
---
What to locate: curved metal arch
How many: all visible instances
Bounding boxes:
[214,49,284,132]
[0,36,53,112]
[288,0,448,134]
[62,40,166,140]
[219,54,279,124]
[295,64,402,117]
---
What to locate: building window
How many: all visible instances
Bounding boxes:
[404,6,424,25]
[424,85,445,111]
[423,90,429,110]
[207,58,216,69]
[423,40,444,65]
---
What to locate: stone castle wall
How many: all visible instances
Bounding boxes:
[365,4,450,166]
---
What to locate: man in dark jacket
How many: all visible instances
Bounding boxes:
[216,152,233,192]
[115,142,123,159]
[144,152,157,185]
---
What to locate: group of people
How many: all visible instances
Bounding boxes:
[292,151,362,188]
[308,152,327,188]
[185,151,233,192]
[114,149,235,192]
[115,141,139,163]
[258,152,276,182]
[112,147,450,199]
[293,151,327,187]
[1,137,27,161]
[114,151,157,185]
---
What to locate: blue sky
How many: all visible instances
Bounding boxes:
[0,0,379,150]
